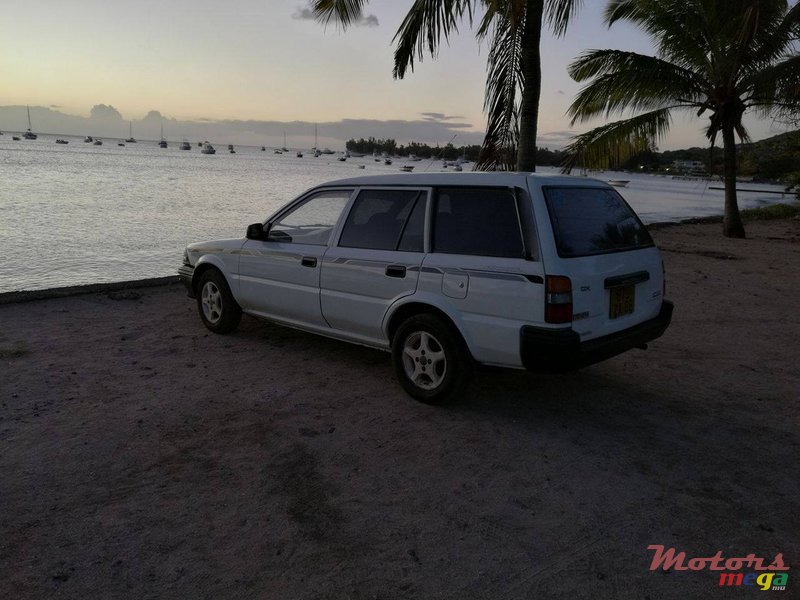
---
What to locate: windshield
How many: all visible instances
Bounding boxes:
[543,186,654,258]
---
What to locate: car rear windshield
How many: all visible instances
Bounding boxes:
[543,186,654,258]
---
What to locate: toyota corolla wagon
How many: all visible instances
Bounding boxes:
[179,173,673,403]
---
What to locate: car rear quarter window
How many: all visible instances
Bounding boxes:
[433,187,524,258]
[338,189,425,251]
[543,186,654,258]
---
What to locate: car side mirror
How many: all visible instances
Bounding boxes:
[246,222,268,240]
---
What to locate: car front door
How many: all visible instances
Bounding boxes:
[238,189,353,327]
[320,187,429,342]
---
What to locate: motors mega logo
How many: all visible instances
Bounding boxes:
[647,545,790,591]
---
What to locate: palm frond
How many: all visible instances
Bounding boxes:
[475,11,524,171]
[567,50,704,122]
[546,0,583,37]
[392,0,476,79]
[561,108,673,172]
[310,0,369,29]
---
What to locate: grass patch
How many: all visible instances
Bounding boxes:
[0,345,29,359]
[740,203,800,221]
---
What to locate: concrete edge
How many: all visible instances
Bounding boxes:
[0,276,182,305]
[646,216,724,230]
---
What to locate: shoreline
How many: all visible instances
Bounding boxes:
[0,275,181,305]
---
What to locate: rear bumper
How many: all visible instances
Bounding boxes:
[178,265,196,298]
[520,300,674,372]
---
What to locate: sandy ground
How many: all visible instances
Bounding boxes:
[1,219,798,599]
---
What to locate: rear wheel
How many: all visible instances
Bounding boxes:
[197,269,241,334]
[391,314,472,404]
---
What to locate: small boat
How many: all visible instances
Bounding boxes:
[384,158,393,165]
[274,149,283,154]
[84,136,93,143]
[452,164,463,172]
[408,154,422,162]
[125,122,137,143]
[93,139,103,145]
[198,141,203,147]
[297,151,303,158]
[12,136,20,141]
[349,151,365,157]
[322,147,334,154]
[23,105,37,139]
[358,165,365,169]
[314,149,322,158]
[118,143,125,147]
[338,156,347,162]
[159,123,167,148]
[228,144,235,154]
[608,179,630,188]
[201,142,216,154]
[400,165,414,172]
[261,146,266,151]
[180,141,191,150]
[55,139,69,144]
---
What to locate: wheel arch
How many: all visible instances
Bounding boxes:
[191,255,230,295]
[383,296,474,358]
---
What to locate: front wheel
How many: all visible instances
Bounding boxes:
[196,269,242,334]
[391,314,473,404]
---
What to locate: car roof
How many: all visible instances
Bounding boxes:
[317,171,612,189]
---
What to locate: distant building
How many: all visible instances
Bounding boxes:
[672,159,705,172]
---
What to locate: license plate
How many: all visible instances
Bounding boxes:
[609,285,635,319]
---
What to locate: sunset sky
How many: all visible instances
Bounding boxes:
[0,0,792,148]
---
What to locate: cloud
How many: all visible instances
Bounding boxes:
[420,112,465,123]
[0,105,482,147]
[292,4,378,27]
[536,130,576,147]
[89,104,122,120]
[292,6,314,20]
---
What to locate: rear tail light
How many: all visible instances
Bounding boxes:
[545,275,573,323]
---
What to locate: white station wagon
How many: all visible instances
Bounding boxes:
[179,173,673,403]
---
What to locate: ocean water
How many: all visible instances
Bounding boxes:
[0,133,791,293]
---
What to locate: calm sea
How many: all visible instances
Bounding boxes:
[0,133,790,293]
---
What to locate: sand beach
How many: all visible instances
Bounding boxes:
[1,218,798,599]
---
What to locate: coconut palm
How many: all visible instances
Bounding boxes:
[311,0,582,171]
[563,0,800,238]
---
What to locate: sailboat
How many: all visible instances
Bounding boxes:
[158,123,168,148]
[125,122,137,143]
[23,105,37,140]
[281,132,288,152]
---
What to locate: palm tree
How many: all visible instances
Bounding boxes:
[563,0,800,238]
[310,0,582,171]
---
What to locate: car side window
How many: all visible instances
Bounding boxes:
[433,187,524,258]
[269,190,352,245]
[338,189,425,251]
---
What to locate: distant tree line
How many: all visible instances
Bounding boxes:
[346,138,570,164]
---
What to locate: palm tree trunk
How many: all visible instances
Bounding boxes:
[721,125,745,238]
[516,0,544,172]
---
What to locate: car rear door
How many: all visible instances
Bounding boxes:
[320,187,428,342]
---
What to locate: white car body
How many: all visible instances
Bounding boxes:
[180,173,673,399]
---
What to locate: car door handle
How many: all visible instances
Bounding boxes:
[385,265,406,278]
[301,256,317,268]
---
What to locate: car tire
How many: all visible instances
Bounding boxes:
[392,313,473,404]
[196,269,242,334]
